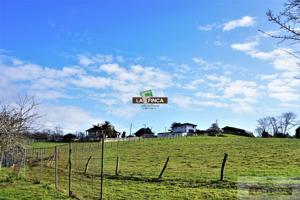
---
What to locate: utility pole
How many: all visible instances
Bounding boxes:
[129,123,132,136]
[143,124,146,136]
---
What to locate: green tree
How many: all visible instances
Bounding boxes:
[206,121,222,135]
[100,121,118,138]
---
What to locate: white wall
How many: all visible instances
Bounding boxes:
[171,125,196,133]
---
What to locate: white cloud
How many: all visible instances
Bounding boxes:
[192,74,258,112]
[78,55,94,66]
[115,56,125,63]
[159,56,173,62]
[197,23,218,31]
[267,78,300,102]
[198,25,213,31]
[173,64,191,76]
[258,74,278,81]
[193,57,209,66]
[100,63,125,74]
[71,75,112,89]
[108,106,139,118]
[195,101,229,108]
[171,96,192,108]
[196,92,221,99]
[173,77,258,113]
[231,41,258,51]
[223,16,255,31]
[172,95,230,110]
[223,80,257,103]
[193,57,221,70]
[39,105,102,133]
[34,90,71,100]
[183,79,204,90]
[231,40,300,103]
[0,54,173,107]
[206,75,231,90]
[78,54,114,66]
[230,102,254,113]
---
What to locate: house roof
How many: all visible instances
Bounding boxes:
[222,126,245,132]
[172,123,197,127]
[86,125,102,132]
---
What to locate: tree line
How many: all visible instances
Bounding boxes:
[256,112,300,138]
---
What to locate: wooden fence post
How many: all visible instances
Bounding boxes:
[23,149,26,178]
[84,156,92,174]
[220,153,228,181]
[115,156,120,176]
[40,148,43,180]
[99,131,105,200]
[0,151,4,169]
[68,143,72,196]
[158,156,170,179]
[54,146,58,190]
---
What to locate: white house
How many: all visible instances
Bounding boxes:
[171,123,197,134]
[157,123,197,137]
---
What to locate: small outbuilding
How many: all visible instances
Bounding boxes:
[222,126,254,137]
[295,127,300,138]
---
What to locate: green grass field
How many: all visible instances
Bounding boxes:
[0,169,71,200]
[2,135,300,199]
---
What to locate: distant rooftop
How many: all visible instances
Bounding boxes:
[173,123,197,127]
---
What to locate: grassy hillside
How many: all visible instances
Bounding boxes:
[0,169,71,200]
[3,135,300,199]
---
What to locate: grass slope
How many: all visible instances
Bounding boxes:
[0,169,71,200]
[3,135,300,199]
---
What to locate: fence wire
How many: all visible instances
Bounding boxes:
[16,136,300,199]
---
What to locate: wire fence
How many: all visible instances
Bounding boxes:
[9,136,300,199]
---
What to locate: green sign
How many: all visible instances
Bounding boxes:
[140,90,153,98]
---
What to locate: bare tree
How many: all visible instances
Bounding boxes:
[260,0,300,79]
[256,112,299,137]
[262,0,300,44]
[278,112,299,134]
[268,116,280,136]
[255,117,271,136]
[0,95,39,167]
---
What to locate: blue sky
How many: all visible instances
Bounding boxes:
[1,0,300,135]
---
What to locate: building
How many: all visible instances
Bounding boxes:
[86,125,104,140]
[157,132,185,138]
[295,127,300,138]
[134,127,154,137]
[222,126,254,137]
[157,122,197,137]
[171,123,197,135]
